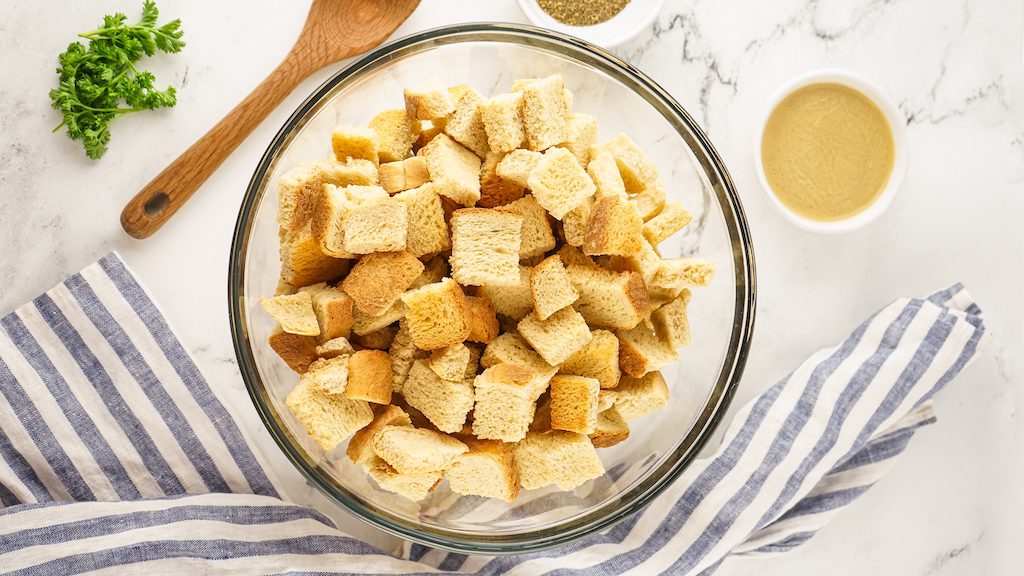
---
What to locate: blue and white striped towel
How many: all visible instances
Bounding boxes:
[0,253,989,575]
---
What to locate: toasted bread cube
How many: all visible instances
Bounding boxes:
[617,325,679,378]
[379,156,430,194]
[651,296,691,350]
[319,157,380,186]
[495,195,557,259]
[369,109,418,163]
[479,151,526,208]
[481,333,557,380]
[280,223,350,286]
[512,77,574,110]
[285,376,373,451]
[515,430,604,490]
[402,360,474,433]
[473,364,546,442]
[393,183,450,258]
[557,244,598,268]
[496,149,543,187]
[365,455,443,501]
[651,258,716,292]
[269,328,318,373]
[480,92,525,153]
[517,308,593,366]
[404,79,455,120]
[418,134,481,206]
[632,182,667,221]
[560,113,598,166]
[521,74,570,151]
[587,150,628,200]
[413,119,446,152]
[527,147,597,220]
[345,350,393,404]
[449,208,523,286]
[608,238,661,285]
[277,163,325,238]
[549,375,600,435]
[448,84,473,103]
[331,125,379,165]
[566,265,649,329]
[561,195,593,247]
[530,255,579,320]
[591,133,659,193]
[311,184,389,258]
[343,197,408,254]
[447,438,520,501]
[615,371,670,419]
[444,87,490,157]
[428,343,471,381]
[598,390,618,412]
[307,286,354,342]
[315,336,355,359]
[351,299,406,336]
[476,265,534,320]
[260,292,319,336]
[590,406,630,448]
[347,405,411,464]
[353,326,398,350]
[303,356,350,396]
[583,195,645,256]
[372,425,467,474]
[559,329,621,389]
[342,251,424,316]
[643,202,692,245]
[388,319,419,393]
[465,296,500,344]
[401,278,472,350]
[411,255,449,290]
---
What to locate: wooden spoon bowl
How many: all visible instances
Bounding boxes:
[121,0,420,239]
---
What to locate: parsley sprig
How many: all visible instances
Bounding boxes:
[49,1,185,159]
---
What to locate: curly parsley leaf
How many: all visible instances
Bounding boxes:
[49,0,185,159]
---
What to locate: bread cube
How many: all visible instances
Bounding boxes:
[379,156,431,194]
[402,360,474,433]
[598,390,618,412]
[521,74,570,151]
[277,163,325,238]
[615,371,670,419]
[512,77,574,111]
[587,150,628,199]
[413,119,446,152]
[496,149,543,187]
[583,195,645,256]
[557,244,598,268]
[303,284,354,341]
[590,406,630,448]
[268,328,318,374]
[373,425,467,475]
[447,438,520,501]
[514,430,604,490]
[559,329,621,390]
[365,455,443,501]
[643,202,692,245]
[608,238,661,284]
[479,151,526,208]
[476,265,533,320]
[259,292,319,336]
[410,255,449,290]
[481,333,557,380]
[472,364,547,442]
[561,195,593,247]
[444,87,490,157]
[651,258,716,291]
[346,404,412,464]
[418,133,482,206]
[530,255,579,320]
[465,296,500,344]
[631,182,667,221]
[351,299,405,336]
[280,223,350,286]
[428,343,471,381]
[549,375,600,435]
[566,265,649,329]
[342,251,424,316]
[388,319,419,393]
[342,197,408,254]
[495,195,557,259]
[404,79,455,120]
[651,296,691,350]
[616,324,679,378]
[285,376,373,452]
[591,133,659,193]
[318,158,380,187]
[369,109,418,163]
[311,184,389,258]
[449,208,523,286]
[527,147,596,220]
[353,326,398,350]
[345,350,393,404]
[400,278,472,350]
[303,356,350,396]
[331,125,379,165]
[560,113,598,166]
[393,183,450,258]
[315,336,355,359]
[480,92,525,153]
[517,307,593,366]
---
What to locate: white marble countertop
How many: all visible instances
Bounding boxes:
[2,0,1021,573]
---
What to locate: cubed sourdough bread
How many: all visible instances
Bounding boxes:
[591,133,659,193]
[465,296,500,344]
[521,74,569,151]
[341,251,424,316]
[347,404,411,464]
[402,360,474,433]
[400,278,472,350]
[583,195,645,256]
[559,113,598,166]
[586,150,628,199]
[331,125,379,165]
[549,375,600,435]
[447,438,520,501]
[651,258,716,291]
[280,223,350,286]
[404,79,455,120]
[495,195,556,259]
[561,195,593,247]
[269,329,319,373]
[351,299,405,336]
[300,284,354,341]
[303,356,350,396]
[427,343,471,381]
[472,364,546,442]
[517,307,593,366]
[631,183,667,221]
[393,183,450,258]
[480,333,556,379]
[526,147,596,220]
[558,329,621,389]
[565,265,649,329]
[514,430,604,490]
[365,455,442,501]
[353,326,397,350]
[615,371,670,420]
[259,292,319,336]
[344,350,392,404]
[449,208,523,286]
[369,109,418,163]
[285,375,373,452]
[343,196,408,254]
[315,336,354,359]
[530,255,579,320]
[311,184,388,258]
[379,156,430,194]
[643,202,692,245]
[617,323,678,378]
[388,319,420,393]
[476,265,533,320]
[590,406,630,448]
[651,295,691,350]
[495,149,543,187]
[418,133,482,206]
[444,87,490,157]
[479,92,525,153]
[372,425,468,475]
[479,151,525,208]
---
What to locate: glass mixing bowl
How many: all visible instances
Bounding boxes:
[229,23,755,554]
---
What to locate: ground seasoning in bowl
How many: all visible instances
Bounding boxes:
[537,0,632,26]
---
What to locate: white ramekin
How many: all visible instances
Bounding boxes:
[514,0,665,48]
[752,69,909,233]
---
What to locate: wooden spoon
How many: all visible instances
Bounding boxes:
[121,0,421,239]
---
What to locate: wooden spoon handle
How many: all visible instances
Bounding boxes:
[121,53,309,239]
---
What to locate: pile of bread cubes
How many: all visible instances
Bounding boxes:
[260,74,715,502]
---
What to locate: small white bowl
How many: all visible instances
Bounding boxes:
[753,70,908,233]
[514,0,665,48]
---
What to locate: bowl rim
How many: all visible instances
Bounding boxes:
[229,22,756,554]
[752,69,910,233]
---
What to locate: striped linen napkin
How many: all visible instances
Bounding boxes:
[0,253,989,575]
